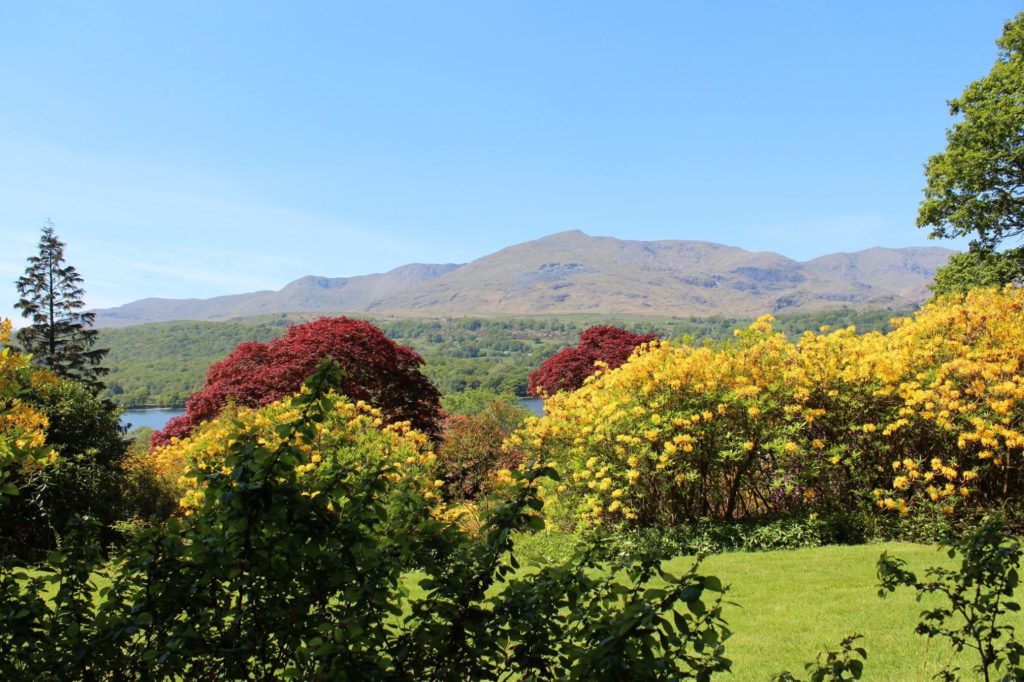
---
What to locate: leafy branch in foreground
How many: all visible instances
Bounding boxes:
[878,518,1024,682]
[772,634,867,682]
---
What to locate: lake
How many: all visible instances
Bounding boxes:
[121,408,185,431]
[520,398,545,416]
[122,398,544,432]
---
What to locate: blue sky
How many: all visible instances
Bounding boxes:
[1,1,1020,321]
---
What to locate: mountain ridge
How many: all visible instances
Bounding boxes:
[92,230,955,327]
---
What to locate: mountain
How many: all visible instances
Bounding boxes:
[92,231,954,326]
[93,263,462,327]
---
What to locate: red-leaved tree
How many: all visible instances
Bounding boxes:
[152,317,442,447]
[527,325,660,397]
[436,398,529,501]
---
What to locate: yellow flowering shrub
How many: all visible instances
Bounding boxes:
[514,289,1024,526]
[871,287,1024,515]
[514,320,814,527]
[0,319,53,501]
[148,390,437,513]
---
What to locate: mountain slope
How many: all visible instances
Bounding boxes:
[92,231,954,326]
[95,262,462,327]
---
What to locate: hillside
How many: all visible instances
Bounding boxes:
[91,231,953,326]
[99,309,905,408]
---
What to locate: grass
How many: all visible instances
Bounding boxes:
[33,540,1018,679]
[407,539,1009,679]
[665,542,1009,681]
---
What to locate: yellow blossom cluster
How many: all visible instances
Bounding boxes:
[146,389,436,513]
[513,289,1024,526]
[0,319,53,493]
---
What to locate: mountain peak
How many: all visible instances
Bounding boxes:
[91,232,956,327]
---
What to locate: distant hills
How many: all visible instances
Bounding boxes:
[92,231,954,327]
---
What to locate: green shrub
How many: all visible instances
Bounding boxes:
[594,513,866,564]
[0,360,733,680]
[0,378,128,557]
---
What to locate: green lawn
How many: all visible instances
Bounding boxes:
[670,542,1003,681]
[33,541,1015,679]
[409,540,1006,679]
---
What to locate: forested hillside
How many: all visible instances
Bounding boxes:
[99,308,905,407]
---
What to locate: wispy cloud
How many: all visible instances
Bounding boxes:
[0,135,418,319]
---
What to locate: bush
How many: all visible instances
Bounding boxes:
[117,428,177,532]
[145,384,437,511]
[152,316,443,447]
[515,289,1024,530]
[0,360,734,680]
[1,376,128,557]
[0,319,50,507]
[595,513,861,564]
[436,397,530,501]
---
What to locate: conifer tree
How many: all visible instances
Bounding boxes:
[14,220,108,392]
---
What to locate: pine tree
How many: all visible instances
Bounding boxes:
[14,220,108,392]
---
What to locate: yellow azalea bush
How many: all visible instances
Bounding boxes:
[872,287,1024,514]
[0,319,53,500]
[147,390,438,513]
[513,288,1024,527]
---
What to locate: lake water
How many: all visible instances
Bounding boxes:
[520,398,545,416]
[121,408,186,431]
[121,398,544,432]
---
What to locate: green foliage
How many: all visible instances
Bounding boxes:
[0,378,128,557]
[14,221,108,392]
[98,310,906,408]
[866,504,960,545]
[441,388,520,415]
[0,359,732,680]
[878,517,1024,682]
[513,528,583,565]
[931,247,1024,297]
[918,13,1024,252]
[590,513,866,564]
[0,516,107,680]
[28,378,126,468]
[772,634,867,682]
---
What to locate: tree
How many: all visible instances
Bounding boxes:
[152,316,443,447]
[528,325,659,397]
[919,13,1024,289]
[14,221,108,392]
[931,247,1024,297]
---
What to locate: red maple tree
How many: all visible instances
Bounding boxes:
[527,325,659,397]
[152,317,442,447]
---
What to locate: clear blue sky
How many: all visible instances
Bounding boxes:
[1,1,1020,321]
